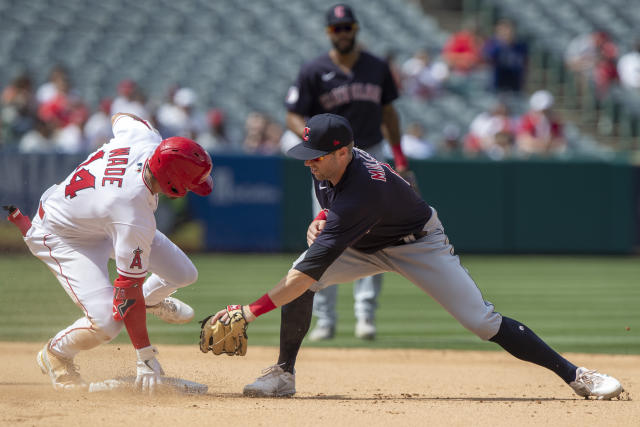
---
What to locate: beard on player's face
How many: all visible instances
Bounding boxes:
[331,36,356,55]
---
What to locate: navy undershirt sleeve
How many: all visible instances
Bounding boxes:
[293,243,344,281]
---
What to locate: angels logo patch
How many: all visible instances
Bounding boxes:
[130,247,143,269]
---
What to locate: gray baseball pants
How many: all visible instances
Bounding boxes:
[294,208,502,340]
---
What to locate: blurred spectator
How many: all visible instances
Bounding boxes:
[438,123,463,156]
[464,101,516,160]
[516,90,566,156]
[37,75,89,153]
[19,118,55,152]
[394,122,435,159]
[401,50,448,99]
[243,112,281,155]
[565,30,618,98]
[197,108,239,152]
[84,98,113,150]
[1,72,37,146]
[442,20,483,74]
[156,87,205,139]
[483,19,528,93]
[53,105,88,154]
[111,79,149,119]
[36,65,69,104]
[617,40,640,91]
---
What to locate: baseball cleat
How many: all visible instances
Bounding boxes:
[37,341,87,391]
[147,297,194,324]
[355,318,376,340]
[243,365,296,397]
[308,325,335,341]
[569,367,623,400]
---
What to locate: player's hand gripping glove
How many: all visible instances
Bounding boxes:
[199,305,248,356]
[135,345,164,393]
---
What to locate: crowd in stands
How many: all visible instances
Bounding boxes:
[389,18,565,159]
[0,65,286,156]
[2,17,638,160]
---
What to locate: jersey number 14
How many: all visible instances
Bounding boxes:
[64,150,105,199]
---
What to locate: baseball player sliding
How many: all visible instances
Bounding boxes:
[200,113,624,400]
[5,113,212,392]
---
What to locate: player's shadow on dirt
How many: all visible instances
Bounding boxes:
[297,395,574,402]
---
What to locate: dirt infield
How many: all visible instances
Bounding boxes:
[0,342,636,426]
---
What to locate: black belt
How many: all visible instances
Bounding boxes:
[392,230,428,246]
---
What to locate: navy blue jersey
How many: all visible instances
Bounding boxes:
[295,148,431,280]
[285,51,398,150]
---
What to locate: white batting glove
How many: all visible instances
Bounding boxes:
[135,345,164,393]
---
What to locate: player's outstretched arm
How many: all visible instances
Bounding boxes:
[200,270,316,356]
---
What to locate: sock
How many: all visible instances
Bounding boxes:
[277,290,315,374]
[489,316,577,383]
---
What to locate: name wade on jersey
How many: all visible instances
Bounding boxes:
[102,147,130,188]
[319,82,382,110]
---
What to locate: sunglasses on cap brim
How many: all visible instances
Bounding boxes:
[328,23,356,34]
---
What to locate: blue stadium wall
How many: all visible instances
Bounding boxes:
[1,153,637,253]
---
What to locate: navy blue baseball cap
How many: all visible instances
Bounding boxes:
[326,4,358,26]
[286,113,354,160]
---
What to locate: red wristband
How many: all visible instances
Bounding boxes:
[248,293,277,317]
[391,144,408,170]
[314,209,328,221]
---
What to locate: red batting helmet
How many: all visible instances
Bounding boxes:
[148,137,213,197]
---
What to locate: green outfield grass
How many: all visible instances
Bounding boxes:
[1,252,638,354]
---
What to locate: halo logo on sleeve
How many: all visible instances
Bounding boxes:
[130,247,143,269]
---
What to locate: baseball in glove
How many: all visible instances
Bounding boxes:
[199,305,248,356]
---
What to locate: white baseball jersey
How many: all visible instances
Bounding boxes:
[40,115,161,280]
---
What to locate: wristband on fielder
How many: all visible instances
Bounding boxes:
[248,293,276,317]
[314,209,328,221]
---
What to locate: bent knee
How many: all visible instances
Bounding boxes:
[463,312,503,341]
[176,262,198,287]
[91,314,125,341]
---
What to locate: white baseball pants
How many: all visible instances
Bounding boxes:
[24,216,197,359]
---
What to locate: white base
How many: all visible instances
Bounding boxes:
[89,376,208,394]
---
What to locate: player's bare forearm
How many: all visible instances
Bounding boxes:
[211,270,315,325]
[286,112,308,139]
[264,269,315,307]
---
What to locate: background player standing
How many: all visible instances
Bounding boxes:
[284,3,413,340]
[201,113,623,401]
[7,113,213,392]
